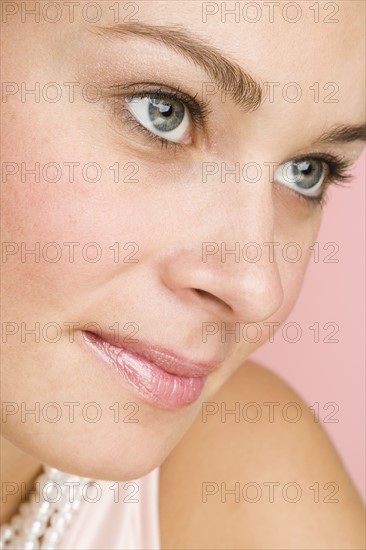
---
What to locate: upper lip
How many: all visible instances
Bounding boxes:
[83,330,221,378]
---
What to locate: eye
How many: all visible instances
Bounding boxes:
[275,158,327,198]
[125,95,192,144]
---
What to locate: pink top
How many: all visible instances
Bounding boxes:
[58,467,161,549]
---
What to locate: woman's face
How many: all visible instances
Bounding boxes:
[1,1,365,480]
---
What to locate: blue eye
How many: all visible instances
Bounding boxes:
[125,95,191,143]
[275,158,326,198]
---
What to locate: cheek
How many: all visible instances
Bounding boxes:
[1,142,148,316]
[272,185,323,316]
[258,226,322,353]
[270,218,322,327]
[1,97,174,316]
[2,183,114,312]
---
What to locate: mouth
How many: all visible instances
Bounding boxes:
[82,331,219,410]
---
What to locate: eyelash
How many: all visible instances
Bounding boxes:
[116,86,211,150]
[112,86,354,207]
[284,152,354,207]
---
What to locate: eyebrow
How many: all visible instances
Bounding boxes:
[94,22,366,145]
[318,124,366,144]
[93,22,263,112]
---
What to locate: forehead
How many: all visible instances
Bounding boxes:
[134,1,365,76]
[6,1,365,89]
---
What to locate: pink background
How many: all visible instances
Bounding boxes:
[253,151,365,502]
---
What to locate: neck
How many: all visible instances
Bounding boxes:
[0,436,43,524]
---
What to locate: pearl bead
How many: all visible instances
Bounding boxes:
[64,511,74,525]
[57,489,72,506]
[59,501,73,515]
[40,529,61,548]
[35,500,54,518]
[23,540,40,550]
[2,465,90,550]
[50,512,66,533]
[24,518,47,537]
[71,498,81,512]
[0,525,13,541]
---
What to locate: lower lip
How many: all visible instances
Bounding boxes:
[82,332,206,410]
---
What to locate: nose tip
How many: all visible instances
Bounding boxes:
[159,248,284,324]
[227,264,285,322]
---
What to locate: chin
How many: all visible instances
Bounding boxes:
[2,410,191,482]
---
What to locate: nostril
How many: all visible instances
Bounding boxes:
[193,288,233,313]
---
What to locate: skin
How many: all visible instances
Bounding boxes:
[0,0,365,546]
[160,361,365,549]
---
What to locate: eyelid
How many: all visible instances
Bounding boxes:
[288,150,352,168]
[105,83,212,150]
[282,152,354,187]
[104,82,212,125]
[273,151,355,208]
[276,159,326,194]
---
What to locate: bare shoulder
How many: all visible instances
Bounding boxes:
[159,360,365,550]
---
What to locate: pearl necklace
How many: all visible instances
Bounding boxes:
[0,465,90,550]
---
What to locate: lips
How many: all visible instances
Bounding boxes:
[82,331,219,410]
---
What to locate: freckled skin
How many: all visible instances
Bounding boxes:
[0,0,365,490]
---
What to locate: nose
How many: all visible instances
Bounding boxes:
[159,178,284,324]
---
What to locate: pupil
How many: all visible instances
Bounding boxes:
[151,98,173,117]
[148,98,185,132]
[292,159,322,189]
[298,160,312,175]
[159,104,173,117]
